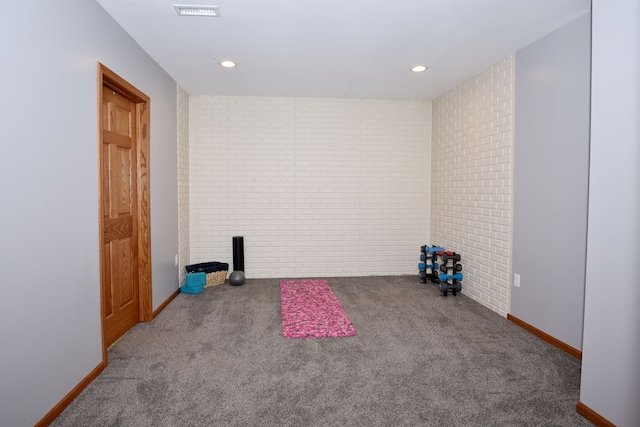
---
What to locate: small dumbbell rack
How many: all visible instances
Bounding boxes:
[418,245,464,296]
[418,245,443,284]
[438,251,463,296]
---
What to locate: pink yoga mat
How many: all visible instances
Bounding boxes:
[280,279,356,339]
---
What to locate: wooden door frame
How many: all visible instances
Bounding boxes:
[98,63,152,360]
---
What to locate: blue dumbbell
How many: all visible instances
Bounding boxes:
[425,246,445,254]
[439,273,463,282]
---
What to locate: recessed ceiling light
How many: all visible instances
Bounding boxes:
[173,4,220,17]
[219,60,237,68]
[411,65,428,73]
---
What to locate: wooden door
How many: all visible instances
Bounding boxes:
[101,85,139,347]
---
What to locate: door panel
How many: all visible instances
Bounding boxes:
[112,237,134,307]
[108,145,132,217]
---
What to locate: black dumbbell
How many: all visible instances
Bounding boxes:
[439,282,448,296]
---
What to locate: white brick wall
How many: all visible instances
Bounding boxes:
[177,86,190,286]
[431,56,515,316]
[189,96,431,278]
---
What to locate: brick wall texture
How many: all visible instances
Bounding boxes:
[431,56,515,316]
[189,96,432,278]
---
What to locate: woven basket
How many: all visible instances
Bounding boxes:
[185,262,229,288]
[204,269,227,288]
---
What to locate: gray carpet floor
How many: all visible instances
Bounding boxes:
[51,276,592,426]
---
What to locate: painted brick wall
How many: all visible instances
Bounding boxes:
[189,96,431,278]
[177,86,190,286]
[431,56,515,316]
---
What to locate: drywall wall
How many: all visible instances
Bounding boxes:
[511,13,591,351]
[178,86,190,286]
[431,56,515,317]
[189,96,431,277]
[580,0,640,425]
[0,1,178,425]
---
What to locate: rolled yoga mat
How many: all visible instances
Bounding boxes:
[232,236,244,272]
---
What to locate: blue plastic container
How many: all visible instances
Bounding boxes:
[180,284,204,294]
[185,272,206,288]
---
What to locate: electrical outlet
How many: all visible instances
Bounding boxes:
[514,273,520,288]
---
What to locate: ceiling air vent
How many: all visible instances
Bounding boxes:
[173,4,220,17]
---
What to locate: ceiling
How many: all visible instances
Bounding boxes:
[95,0,590,100]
